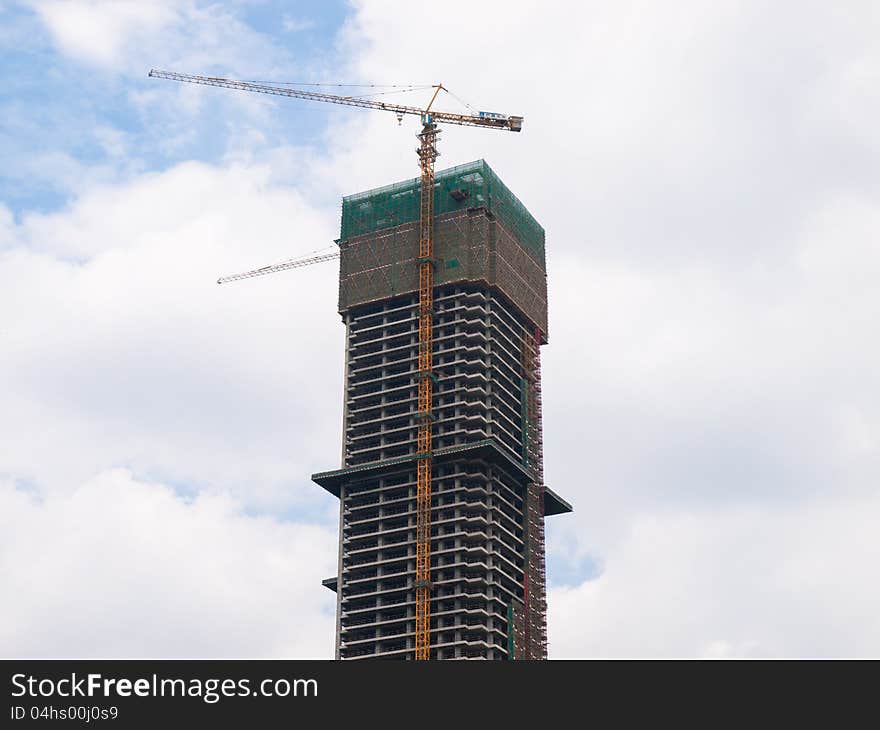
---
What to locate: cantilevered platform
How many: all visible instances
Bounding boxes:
[312,438,571,516]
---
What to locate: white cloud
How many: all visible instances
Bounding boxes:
[0,203,14,248]
[29,0,178,67]
[0,470,337,657]
[14,150,124,198]
[541,188,880,552]
[93,125,130,159]
[548,494,880,657]
[1,159,342,511]
[27,0,296,78]
[282,15,315,33]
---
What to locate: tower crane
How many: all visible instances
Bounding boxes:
[150,69,523,660]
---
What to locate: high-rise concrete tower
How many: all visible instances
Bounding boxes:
[313,160,571,660]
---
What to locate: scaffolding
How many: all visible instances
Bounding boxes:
[521,326,548,659]
[337,161,549,338]
[341,160,545,267]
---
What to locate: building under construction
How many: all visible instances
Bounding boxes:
[313,159,571,660]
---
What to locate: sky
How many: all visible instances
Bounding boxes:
[1,0,879,658]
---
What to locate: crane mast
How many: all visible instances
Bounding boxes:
[151,69,522,660]
[414,115,438,660]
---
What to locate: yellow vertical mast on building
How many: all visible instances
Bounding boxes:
[414,84,442,660]
[150,69,523,659]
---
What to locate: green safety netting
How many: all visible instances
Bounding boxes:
[340,159,545,267]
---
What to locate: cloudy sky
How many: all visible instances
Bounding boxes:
[1,0,878,658]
